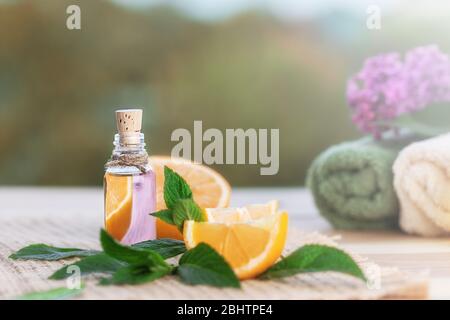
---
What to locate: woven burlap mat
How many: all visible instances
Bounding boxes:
[0,214,428,300]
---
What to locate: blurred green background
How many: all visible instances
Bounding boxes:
[1,0,450,186]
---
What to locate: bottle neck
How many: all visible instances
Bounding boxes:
[113,133,147,155]
[106,133,150,175]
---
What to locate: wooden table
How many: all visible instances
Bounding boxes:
[1,187,449,299]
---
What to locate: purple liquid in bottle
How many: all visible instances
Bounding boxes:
[121,171,156,245]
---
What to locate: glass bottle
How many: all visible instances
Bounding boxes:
[104,109,156,245]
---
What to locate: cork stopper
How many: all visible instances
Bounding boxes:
[115,109,143,144]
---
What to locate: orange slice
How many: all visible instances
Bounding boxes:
[205,200,279,223]
[104,174,133,241]
[184,212,289,280]
[149,156,231,239]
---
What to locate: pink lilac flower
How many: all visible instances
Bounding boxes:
[347,45,450,138]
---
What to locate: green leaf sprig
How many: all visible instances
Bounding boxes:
[178,243,240,288]
[96,230,239,287]
[98,230,174,285]
[151,166,204,231]
[10,230,240,294]
[9,244,99,261]
[260,245,366,281]
[10,237,187,282]
[17,284,85,300]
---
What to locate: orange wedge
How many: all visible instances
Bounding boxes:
[104,174,133,241]
[149,156,231,240]
[184,212,289,280]
[205,200,279,223]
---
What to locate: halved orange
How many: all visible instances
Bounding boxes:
[184,212,289,280]
[149,156,231,240]
[104,174,133,241]
[205,200,279,223]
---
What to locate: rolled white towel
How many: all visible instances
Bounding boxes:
[393,133,450,236]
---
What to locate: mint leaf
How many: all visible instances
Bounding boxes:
[49,254,125,280]
[177,243,240,288]
[173,199,204,231]
[100,229,173,285]
[17,285,84,300]
[155,166,204,229]
[260,244,366,281]
[133,238,186,259]
[100,229,160,265]
[100,264,172,286]
[9,244,99,261]
[163,166,193,209]
[46,239,184,280]
[151,209,175,225]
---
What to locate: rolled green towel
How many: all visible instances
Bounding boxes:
[306,133,420,230]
